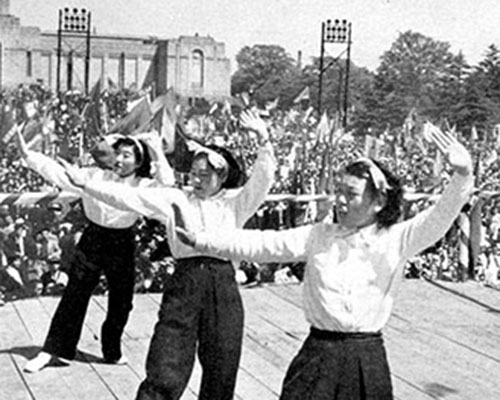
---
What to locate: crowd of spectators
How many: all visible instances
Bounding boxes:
[1,83,500,305]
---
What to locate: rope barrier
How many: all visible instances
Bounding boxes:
[0,187,497,207]
[0,190,434,207]
[0,192,79,207]
[457,211,471,281]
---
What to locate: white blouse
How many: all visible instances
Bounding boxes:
[84,144,277,257]
[194,172,474,332]
[25,150,175,229]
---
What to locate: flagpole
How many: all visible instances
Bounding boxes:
[84,12,92,94]
[317,19,351,122]
[318,22,325,114]
[56,9,62,94]
[343,22,352,128]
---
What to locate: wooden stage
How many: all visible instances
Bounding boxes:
[1,279,499,400]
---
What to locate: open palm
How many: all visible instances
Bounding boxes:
[239,110,269,143]
[424,123,472,176]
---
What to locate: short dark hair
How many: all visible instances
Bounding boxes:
[344,159,403,228]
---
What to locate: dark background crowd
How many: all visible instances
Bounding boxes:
[1,80,500,305]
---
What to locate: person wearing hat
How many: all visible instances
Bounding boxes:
[17,129,175,373]
[1,217,36,300]
[62,110,276,400]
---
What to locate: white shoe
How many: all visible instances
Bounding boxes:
[24,352,53,373]
[105,355,128,365]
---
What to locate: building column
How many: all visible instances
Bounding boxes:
[135,56,139,88]
[47,52,53,89]
[102,54,107,89]
[0,42,3,87]
[0,0,10,16]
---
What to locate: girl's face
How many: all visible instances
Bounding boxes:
[335,173,381,230]
[114,144,140,177]
[189,156,224,199]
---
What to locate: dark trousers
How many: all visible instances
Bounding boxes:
[280,328,393,400]
[43,222,135,361]
[136,257,244,400]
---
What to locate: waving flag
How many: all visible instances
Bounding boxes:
[265,97,279,111]
[293,86,310,104]
[495,124,500,149]
[109,96,152,135]
[470,125,478,142]
[315,112,331,145]
[0,102,16,144]
[82,78,107,137]
[154,89,179,153]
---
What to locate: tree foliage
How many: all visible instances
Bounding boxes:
[351,31,469,133]
[231,32,500,140]
[456,45,500,133]
[231,45,300,106]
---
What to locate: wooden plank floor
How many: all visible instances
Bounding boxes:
[1,279,500,400]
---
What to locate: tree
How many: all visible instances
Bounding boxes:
[457,45,500,134]
[353,31,468,134]
[231,45,300,106]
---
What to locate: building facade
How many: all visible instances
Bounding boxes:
[0,0,230,101]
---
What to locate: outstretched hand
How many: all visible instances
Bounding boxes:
[423,123,472,177]
[172,203,197,248]
[239,110,269,144]
[57,157,88,188]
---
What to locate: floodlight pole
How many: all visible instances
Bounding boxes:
[318,21,325,115]
[56,9,62,94]
[56,7,92,94]
[85,12,91,94]
[343,22,352,128]
[317,19,352,127]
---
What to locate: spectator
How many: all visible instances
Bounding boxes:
[41,259,68,295]
[485,245,500,287]
[0,254,27,300]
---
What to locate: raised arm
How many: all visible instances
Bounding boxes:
[16,129,86,194]
[135,131,176,186]
[232,110,277,226]
[401,124,474,257]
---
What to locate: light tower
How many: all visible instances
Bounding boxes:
[317,19,352,127]
[56,7,92,94]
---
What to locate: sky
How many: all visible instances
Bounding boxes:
[9,0,500,72]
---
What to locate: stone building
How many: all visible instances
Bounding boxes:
[0,0,230,102]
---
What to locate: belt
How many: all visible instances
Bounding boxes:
[310,327,381,341]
